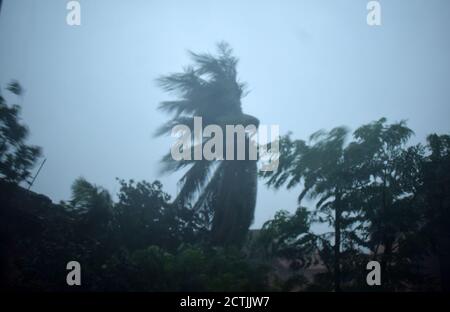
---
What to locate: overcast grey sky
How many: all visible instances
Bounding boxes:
[1,0,449,228]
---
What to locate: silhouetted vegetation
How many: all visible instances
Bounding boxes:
[156,43,259,247]
[260,118,449,291]
[1,45,449,292]
[0,81,41,184]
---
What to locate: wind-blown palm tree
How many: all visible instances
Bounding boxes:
[69,177,113,230]
[156,42,259,246]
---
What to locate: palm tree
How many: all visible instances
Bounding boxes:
[156,42,259,246]
[69,177,113,230]
[262,127,361,291]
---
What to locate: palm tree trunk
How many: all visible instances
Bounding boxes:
[210,159,257,247]
[334,192,342,292]
[380,169,392,289]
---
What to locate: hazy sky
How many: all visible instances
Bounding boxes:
[1,0,449,228]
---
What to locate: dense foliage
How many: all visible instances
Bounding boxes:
[260,119,450,291]
[1,58,449,291]
[0,177,270,291]
[0,81,41,184]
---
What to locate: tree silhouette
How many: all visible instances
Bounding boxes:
[156,42,259,246]
[69,177,113,228]
[262,127,364,291]
[421,134,450,291]
[114,179,199,251]
[0,81,41,184]
[261,119,443,291]
[351,118,425,289]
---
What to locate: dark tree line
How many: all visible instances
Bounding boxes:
[260,119,450,291]
[1,174,269,291]
[0,77,269,292]
[1,43,449,292]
